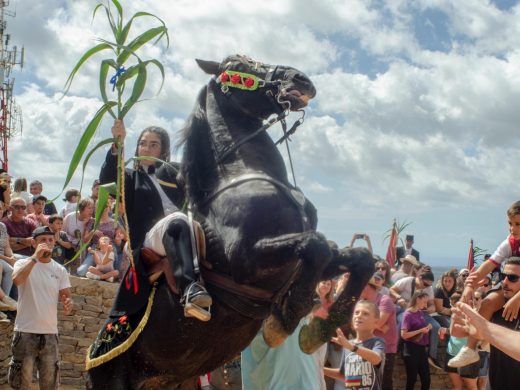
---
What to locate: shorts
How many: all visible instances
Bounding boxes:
[478,351,489,377]
[445,353,480,378]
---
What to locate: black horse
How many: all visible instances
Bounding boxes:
[87,55,374,389]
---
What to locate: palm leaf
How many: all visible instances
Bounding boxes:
[120,63,147,118]
[99,59,118,118]
[116,26,168,65]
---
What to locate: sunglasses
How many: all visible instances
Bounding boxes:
[500,273,520,283]
[13,205,27,210]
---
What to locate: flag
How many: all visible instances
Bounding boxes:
[385,220,398,268]
[467,239,474,270]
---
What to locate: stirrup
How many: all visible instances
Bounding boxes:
[184,303,211,322]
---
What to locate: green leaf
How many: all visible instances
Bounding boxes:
[129,156,178,173]
[144,59,166,95]
[120,64,147,118]
[119,11,169,48]
[77,138,115,198]
[63,43,115,96]
[99,59,117,118]
[115,63,140,87]
[116,26,167,65]
[58,101,118,199]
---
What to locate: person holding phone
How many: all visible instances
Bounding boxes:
[349,233,373,254]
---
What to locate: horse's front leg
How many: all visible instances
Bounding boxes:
[299,247,374,353]
[254,231,332,348]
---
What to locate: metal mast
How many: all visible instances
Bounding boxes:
[0,0,23,171]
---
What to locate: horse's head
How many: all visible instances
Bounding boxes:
[196,54,316,119]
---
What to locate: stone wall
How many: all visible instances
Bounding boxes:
[0,276,118,387]
[1,277,452,389]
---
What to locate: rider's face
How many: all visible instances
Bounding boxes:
[138,132,162,167]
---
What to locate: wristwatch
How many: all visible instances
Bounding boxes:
[31,257,37,264]
[16,238,21,244]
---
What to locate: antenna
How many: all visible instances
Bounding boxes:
[0,0,23,171]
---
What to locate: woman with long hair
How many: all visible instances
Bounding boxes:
[401,291,432,390]
[434,269,458,328]
[12,177,33,214]
[374,259,392,295]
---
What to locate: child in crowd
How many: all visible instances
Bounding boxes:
[60,188,80,218]
[324,300,386,390]
[444,292,478,390]
[85,236,118,282]
[450,200,520,367]
[400,291,431,390]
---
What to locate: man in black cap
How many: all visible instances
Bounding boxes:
[396,234,420,268]
[9,226,73,390]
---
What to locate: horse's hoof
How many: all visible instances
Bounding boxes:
[262,315,288,348]
[298,320,326,354]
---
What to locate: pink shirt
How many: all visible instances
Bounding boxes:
[375,293,398,353]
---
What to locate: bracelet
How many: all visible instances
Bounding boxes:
[31,257,37,264]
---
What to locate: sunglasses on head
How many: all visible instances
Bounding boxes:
[500,272,520,283]
[13,205,26,210]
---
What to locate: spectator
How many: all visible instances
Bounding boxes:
[60,188,80,218]
[8,226,72,390]
[0,171,12,187]
[323,301,385,390]
[434,270,458,328]
[0,181,12,208]
[444,292,479,390]
[85,236,119,282]
[374,259,391,295]
[473,290,490,390]
[396,234,420,268]
[26,195,49,228]
[0,199,16,310]
[90,179,100,203]
[3,198,37,257]
[79,201,122,277]
[62,198,94,273]
[390,270,442,369]
[400,291,432,390]
[29,180,57,215]
[361,273,397,390]
[456,268,470,292]
[0,262,17,311]
[48,214,74,266]
[12,178,34,214]
[349,233,373,254]
[390,254,418,284]
[451,200,520,368]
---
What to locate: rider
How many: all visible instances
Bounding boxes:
[99,120,212,321]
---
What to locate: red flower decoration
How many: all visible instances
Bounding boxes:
[220,72,229,82]
[106,323,113,332]
[244,77,255,88]
[118,315,128,325]
[231,74,241,84]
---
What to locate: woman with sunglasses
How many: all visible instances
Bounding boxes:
[374,259,391,294]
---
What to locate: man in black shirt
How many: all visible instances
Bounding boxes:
[488,257,520,390]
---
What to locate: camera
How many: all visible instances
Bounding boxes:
[355,234,365,239]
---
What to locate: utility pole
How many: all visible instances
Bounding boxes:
[0,0,23,171]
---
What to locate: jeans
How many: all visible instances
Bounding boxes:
[77,253,96,277]
[8,332,60,390]
[0,259,14,296]
[424,314,441,360]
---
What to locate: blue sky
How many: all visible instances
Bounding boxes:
[5,0,520,267]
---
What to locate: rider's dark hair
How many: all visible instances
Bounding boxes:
[134,126,171,169]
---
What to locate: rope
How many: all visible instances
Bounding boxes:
[117,141,135,272]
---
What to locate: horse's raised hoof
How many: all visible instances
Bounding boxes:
[262,315,288,348]
[299,318,327,354]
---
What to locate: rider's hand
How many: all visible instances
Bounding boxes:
[112,119,126,142]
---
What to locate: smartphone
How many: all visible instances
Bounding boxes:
[355,234,365,239]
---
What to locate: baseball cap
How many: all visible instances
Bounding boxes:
[367,272,384,288]
[32,226,54,239]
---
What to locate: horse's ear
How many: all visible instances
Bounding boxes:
[196,59,221,75]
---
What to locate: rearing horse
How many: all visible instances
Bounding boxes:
[87,55,373,389]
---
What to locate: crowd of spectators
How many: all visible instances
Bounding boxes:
[0,173,128,322]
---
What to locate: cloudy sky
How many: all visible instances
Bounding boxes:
[4,0,520,266]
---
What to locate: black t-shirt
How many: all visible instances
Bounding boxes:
[489,307,520,390]
[433,287,451,309]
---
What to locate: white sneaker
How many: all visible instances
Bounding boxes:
[0,295,17,311]
[86,272,101,280]
[448,346,480,368]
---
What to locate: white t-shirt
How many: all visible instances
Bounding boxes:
[490,235,516,268]
[14,258,71,334]
[63,213,90,245]
[392,276,434,302]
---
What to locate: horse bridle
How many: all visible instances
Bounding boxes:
[212,64,305,169]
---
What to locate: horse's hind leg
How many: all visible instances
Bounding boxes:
[299,247,374,353]
[260,231,332,348]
